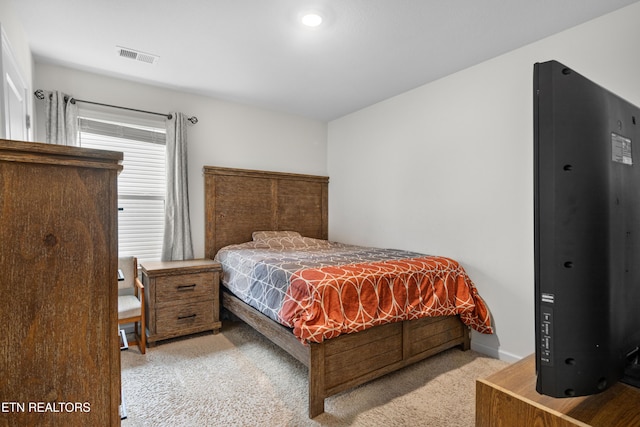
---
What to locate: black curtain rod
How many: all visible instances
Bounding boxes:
[34,89,198,124]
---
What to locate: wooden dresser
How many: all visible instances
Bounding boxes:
[141,259,222,344]
[0,139,123,426]
[476,354,640,426]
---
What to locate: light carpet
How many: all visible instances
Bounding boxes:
[121,321,508,426]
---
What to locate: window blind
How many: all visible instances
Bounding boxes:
[79,117,166,264]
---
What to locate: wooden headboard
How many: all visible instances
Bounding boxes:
[203,166,329,259]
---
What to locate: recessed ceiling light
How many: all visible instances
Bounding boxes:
[301,12,323,27]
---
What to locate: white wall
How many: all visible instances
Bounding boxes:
[34,63,328,259]
[327,2,640,361]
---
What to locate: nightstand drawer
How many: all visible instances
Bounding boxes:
[156,299,214,334]
[155,272,214,305]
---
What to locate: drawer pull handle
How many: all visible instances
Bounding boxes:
[177,314,196,320]
[177,284,197,291]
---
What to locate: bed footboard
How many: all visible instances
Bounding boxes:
[308,315,469,417]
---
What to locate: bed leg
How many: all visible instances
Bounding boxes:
[308,342,325,418]
[461,326,471,351]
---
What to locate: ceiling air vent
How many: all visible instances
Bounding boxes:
[116,46,159,65]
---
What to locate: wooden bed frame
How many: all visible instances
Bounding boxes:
[204,166,470,417]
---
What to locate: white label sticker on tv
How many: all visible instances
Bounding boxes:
[612,132,633,165]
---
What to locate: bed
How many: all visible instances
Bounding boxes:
[204,166,493,417]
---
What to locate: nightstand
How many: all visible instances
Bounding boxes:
[141,259,222,345]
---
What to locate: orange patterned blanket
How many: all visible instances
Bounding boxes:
[279,256,493,343]
[216,234,493,344]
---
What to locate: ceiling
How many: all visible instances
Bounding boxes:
[10,0,640,121]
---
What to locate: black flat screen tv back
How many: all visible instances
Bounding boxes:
[534,60,640,398]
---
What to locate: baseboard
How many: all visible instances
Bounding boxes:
[471,341,522,363]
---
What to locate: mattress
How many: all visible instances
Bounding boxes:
[215,231,493,343]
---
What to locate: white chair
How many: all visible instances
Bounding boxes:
[118,256,146,354]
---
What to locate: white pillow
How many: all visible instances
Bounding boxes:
[252,231,301,242]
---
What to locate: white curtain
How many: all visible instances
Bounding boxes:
[162,112,194,261]
[44,90,78,146]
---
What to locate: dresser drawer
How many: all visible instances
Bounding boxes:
[155,272,215,305]
[156,299,215,334]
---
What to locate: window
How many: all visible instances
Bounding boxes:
[78,112,166,264]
